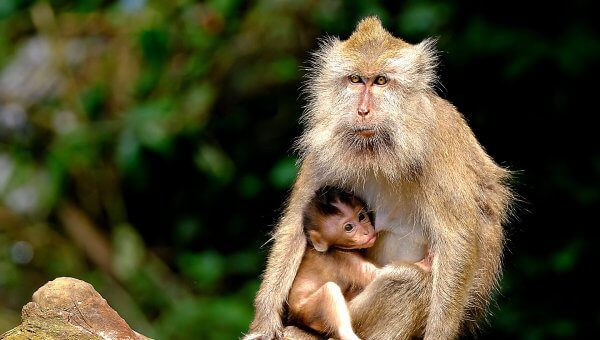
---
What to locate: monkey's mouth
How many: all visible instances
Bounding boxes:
[342,125,393,152]
[353,127,376,138]
[362,235,377,248]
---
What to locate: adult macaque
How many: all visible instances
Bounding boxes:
[288,186,378,340]
[246,17,512,340]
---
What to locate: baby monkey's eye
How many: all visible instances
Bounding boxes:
[358,212,366,221]
[375,75,387,85]
[344,223,354,232]
[349,74,361,83]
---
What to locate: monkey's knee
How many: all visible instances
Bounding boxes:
[322,281,343,296]
[352,263,430,313]
[378,263,431,291]
[349,263,431,339]
[283,325,321,340]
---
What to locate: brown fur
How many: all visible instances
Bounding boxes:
[288,190,378,340]
[289,248,378,339]
[246,16,512,340]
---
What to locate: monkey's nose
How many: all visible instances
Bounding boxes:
[358,107,370,117]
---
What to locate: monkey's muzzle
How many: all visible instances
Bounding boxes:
[354,128,376,138]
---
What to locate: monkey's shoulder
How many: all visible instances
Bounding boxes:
[304,247,366,265]
[300,247,370,284]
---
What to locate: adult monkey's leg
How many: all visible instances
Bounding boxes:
[349,264,431,340]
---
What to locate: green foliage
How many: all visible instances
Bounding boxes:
[0,0,596,338]
[269,156,297,189]
[194,144,235,184]
[178,250,226,290]
[113,223,146,280]
[398,1,454,38]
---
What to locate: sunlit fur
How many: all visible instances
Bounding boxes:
[247,16,513,340]
[298,17,439,184]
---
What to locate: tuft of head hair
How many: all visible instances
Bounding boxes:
[344,16,396,50]
[303,186,365,232]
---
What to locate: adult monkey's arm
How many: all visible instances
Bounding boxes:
[246,159,320,339]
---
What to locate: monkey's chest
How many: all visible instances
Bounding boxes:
[359,188,428,264]
[366,225,427,265]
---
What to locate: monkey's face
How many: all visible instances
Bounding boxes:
[299,18,438,181]
[309,201,376,252]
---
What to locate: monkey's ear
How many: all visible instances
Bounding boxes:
[389,38,439,90]
[308,230,329,252]
[414,37,439,90]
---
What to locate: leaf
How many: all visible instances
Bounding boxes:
[178,251,226,289]
[552,239,582,273]
[270,56,298,82]
[124,100,174,154]
[113,224,146,280]
[115,128,144,177]
[194,144,235,184]
[269,157,297,189]
[238,174,262,198]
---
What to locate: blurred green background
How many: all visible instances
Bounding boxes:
[0,0,597,339]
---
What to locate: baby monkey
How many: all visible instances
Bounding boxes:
[288,186,379,340]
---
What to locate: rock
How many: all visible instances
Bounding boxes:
[0,277,150,340]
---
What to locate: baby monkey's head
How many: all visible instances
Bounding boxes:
[303,186,376,252]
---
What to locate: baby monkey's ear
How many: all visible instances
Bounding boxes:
[308,230,329,252]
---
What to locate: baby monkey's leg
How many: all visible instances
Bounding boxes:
[297,282,360,340]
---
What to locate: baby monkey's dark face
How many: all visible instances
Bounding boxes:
[318,200,377,250]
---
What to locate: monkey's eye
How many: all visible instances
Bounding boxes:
[374,75,387,85]
[344,223,355,232]
[349,74,361,83]
[358,212,366,221]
